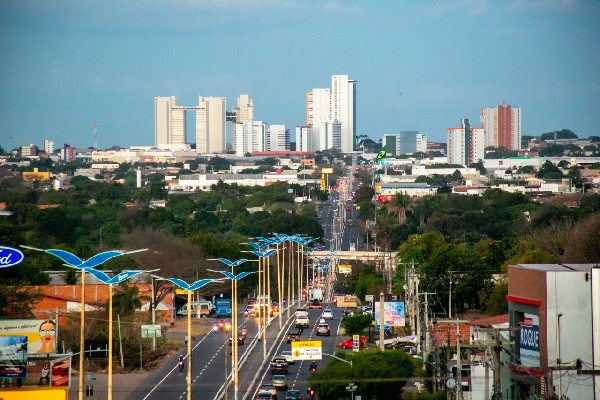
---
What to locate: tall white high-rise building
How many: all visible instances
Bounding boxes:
[447,119,485,166]
[234,120,266,156]
[296,125,312,152]
[196,96,226,154]
[44,139,54,154]
[306,75,355,153]
[155,96,185,146]
[232,95,254,153]
[331,75,356,153]
[267,125,289,151]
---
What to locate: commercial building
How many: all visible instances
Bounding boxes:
[507,264,600,399]
[382,131,424,156]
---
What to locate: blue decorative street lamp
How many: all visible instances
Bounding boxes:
[85,268,149,400]
[20,246,147,400]
[164,277,224,400]
[243,248,276,360]
[207,267,258,400]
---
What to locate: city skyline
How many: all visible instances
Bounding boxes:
[1,1,599,150]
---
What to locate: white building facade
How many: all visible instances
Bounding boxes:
[196,96,226,154]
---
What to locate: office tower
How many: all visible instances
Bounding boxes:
[447,119,484,166]
[296,125,312,152]
[44,139,54,154]
[267,125,289,151]
[382,131,419,156]
[331,75,356,153]
[196,96,226,154]
[20,144,36,157]
[234,120,266,156]
[481,102,522,150]
[155,96,185,146]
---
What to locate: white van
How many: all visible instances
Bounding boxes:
[176,301,213,317]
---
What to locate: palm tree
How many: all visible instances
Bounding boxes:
[110,283,149,317]
[387,194,412,224]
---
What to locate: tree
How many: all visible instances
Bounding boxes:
[341,314,373,335]
[0,286,42,318]
[309,350,415,400]
[540,129,577,141]
[110,283,149,317]
[536,160,564,179]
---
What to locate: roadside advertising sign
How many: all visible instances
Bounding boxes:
[520,313,540,367]
[374,301,405,327]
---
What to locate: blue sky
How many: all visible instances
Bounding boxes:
[1,0,599,151]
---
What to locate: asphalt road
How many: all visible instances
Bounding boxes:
[119,303,348,400]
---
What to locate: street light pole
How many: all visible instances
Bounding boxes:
[346,382,357,400]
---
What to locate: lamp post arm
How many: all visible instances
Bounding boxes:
[322,352,352,368]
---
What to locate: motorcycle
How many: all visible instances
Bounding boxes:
[309,365,317,374]
[178,360,184,372]
[213,323,218,332]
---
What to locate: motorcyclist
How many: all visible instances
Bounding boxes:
[178,355,184,371]
[310,361,317,372]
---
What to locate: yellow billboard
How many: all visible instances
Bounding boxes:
[321,168,333,174]
[338,264,352,274]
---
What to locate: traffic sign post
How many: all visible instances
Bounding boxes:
[291,340,322,361]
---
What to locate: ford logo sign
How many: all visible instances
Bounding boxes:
[0,246,25,268]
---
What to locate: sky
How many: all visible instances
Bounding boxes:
[1,0,599,151]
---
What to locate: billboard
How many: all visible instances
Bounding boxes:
[0,336,27,378]
[374,301,405,327]
[0,319,58,355]
[520,313,540,367]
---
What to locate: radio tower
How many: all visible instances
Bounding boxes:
[93,121,98,150]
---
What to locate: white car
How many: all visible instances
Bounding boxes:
[295,315,309,328]
[322,309,334,319]
[280,350,295,364]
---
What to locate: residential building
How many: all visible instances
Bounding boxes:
[44,139,54,154]
[196,96,226,154]
[20,144,37,157]
[295,125,313,152]
[232,94,254,152]
[234,120,267,157]
[306,75,356,153]
[331,74,356,153]
[267,124,289,151]
[61,144,75,162]
[481,102,522,150]
[447,119,484,166]
[155,96,185,146]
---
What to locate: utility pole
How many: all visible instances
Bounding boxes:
[421,292,436,367]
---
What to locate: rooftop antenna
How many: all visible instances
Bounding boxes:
[93,121,98,150]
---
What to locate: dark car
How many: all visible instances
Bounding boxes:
[286,331,300,343]
[270,356,289,374]
[285,389,302,399]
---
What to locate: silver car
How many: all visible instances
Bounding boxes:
[316,323,330,336]
[322,309,333,319]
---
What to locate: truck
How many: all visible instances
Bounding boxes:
[309,288,323,302]
[215,298,232,317]
[336,295,358,308]
[176,301,213,317]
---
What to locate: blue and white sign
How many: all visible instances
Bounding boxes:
[520,313,540,367]
[0,246,25,268]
